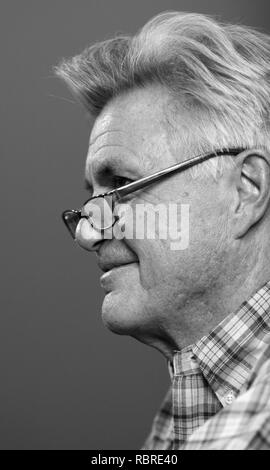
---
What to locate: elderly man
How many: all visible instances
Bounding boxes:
[56,12,270,449]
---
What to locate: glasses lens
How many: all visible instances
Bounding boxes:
[83,195,114,230]
[62,210,81,239]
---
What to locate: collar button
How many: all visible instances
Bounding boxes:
[225,390,235,405]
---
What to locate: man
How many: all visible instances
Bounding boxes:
[56,11,270,449]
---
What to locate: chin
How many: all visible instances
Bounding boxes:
[101,290,144,335]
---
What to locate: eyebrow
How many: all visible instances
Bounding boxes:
[84,154,135,192]
[83,148,143,197]
[84,159,120,195]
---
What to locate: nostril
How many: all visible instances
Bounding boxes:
[75,218,102,251]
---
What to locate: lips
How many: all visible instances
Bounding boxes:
[97,259,137,272]
[99,261,138,294]
[96,243,139,273]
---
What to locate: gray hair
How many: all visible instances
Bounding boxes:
[55,11,270,177]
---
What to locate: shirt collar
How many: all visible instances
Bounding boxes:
[170,280,270,404]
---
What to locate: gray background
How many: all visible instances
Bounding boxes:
[1,0,270,450]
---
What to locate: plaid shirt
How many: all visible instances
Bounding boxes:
[142,281,270,450]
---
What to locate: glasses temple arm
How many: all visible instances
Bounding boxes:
[115,148,244,199]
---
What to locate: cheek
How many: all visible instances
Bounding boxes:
[128,237,179,290]
[177,203,231,284]
[189,195,229,243]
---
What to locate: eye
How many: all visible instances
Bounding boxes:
[113,175,133,188]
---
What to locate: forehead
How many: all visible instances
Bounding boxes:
[90,86,169,144]
[86,86,176,174]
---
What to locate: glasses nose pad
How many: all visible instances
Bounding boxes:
[75,218,103,251]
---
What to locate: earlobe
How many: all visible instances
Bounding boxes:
[232,150,270,239]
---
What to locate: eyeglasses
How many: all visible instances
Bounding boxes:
[62,147,245,239]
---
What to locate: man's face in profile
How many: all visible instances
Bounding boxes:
[77,85,233,349]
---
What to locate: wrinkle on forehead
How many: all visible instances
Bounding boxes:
[87,86,185,174]
[89,111,130,148]
[89,128,124,148]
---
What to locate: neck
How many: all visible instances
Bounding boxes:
[138,247,270,362]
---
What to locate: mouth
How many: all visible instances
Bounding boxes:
[97,259,138,273]
[99,261,138,292]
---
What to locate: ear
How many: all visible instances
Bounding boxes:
[232,149,270,239]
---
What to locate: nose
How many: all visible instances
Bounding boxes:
[75,218,103,251]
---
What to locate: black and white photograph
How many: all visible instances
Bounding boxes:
[1,0,270,455]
